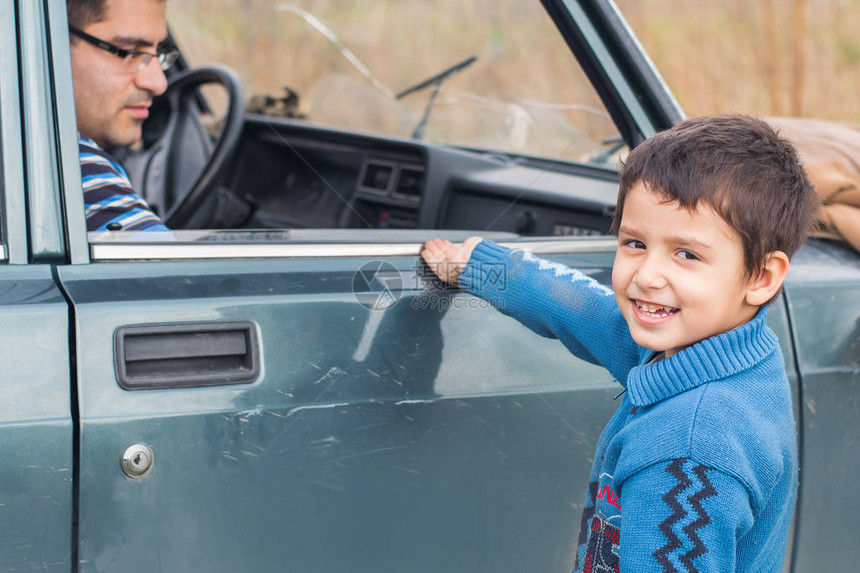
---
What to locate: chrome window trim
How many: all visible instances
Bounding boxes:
[90,237,618,261]
[0,1,26,263]
[0,245,7,261]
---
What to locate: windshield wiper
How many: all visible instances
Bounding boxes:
[589,135,626,166]
[396,55,478,140]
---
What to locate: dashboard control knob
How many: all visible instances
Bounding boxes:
[515,211,537,235]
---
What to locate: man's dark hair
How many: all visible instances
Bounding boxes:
[67,0,107,29]
[611,115,820,278]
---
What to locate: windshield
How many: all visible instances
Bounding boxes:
[167,0,623,168]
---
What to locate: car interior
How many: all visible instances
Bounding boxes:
[103,1,630,245]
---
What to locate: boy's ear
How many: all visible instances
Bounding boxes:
[745,251,790,306]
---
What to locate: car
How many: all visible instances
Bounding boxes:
[2,0,857,571]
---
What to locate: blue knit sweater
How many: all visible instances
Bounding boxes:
[459,241,798,573]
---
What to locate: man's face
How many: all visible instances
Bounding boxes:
[70,0,168,149]
[611,182,760,357]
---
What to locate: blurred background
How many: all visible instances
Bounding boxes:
[618,0,860,121]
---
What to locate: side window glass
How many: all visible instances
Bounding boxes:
[168,1,622,168]
[85,1,627,251]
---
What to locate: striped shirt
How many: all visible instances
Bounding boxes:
[79,137,169,231]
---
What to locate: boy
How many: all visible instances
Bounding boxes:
[421,116,819,572]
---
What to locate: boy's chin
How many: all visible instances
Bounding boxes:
[627,330,673,355]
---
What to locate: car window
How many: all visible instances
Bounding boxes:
[168,0,622,167]
[78,1,640,254]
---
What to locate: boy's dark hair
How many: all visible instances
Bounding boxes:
[611,115,820,278]
[67,0,106,29]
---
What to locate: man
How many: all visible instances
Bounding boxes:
[68,0,175,231]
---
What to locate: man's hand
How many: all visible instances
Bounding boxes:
[420,236,484,285]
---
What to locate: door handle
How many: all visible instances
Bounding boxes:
[114,321,260,389]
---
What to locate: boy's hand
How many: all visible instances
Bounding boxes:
[420,236,484,285]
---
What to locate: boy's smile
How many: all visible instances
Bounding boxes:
[612,182,761,357]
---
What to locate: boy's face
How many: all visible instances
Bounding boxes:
[611,182,760,357]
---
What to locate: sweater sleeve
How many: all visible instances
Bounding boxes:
[458,240,644,382]
[618,459,755,573]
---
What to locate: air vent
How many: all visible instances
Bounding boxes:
[393,167,424,201]
[360,161,395,193]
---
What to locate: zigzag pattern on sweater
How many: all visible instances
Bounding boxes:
[521,251,615,298]
[653,459,717,572]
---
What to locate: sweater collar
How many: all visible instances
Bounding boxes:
[626,307,778,407]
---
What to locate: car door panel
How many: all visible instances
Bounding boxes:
[783,241,860,571]
[61,245,802,572]
[0,266,72,572]
[60,251,621,572]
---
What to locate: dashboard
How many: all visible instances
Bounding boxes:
[229,115,619,236]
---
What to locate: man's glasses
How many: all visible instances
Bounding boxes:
[69,26,179,74]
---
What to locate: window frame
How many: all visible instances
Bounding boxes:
[0,1,27,263]
[52,0,678,264]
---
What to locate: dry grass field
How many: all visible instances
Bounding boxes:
[618,0,860,122]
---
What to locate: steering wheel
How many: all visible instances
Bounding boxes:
[119,64,245,228]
